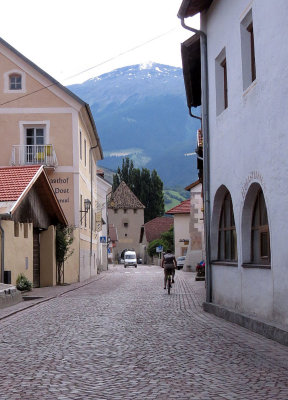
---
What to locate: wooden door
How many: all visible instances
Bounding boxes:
[33,229,40,287]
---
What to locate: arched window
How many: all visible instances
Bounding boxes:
[251,189,270,264]
[218,192,237,261]
[9,73,22,90]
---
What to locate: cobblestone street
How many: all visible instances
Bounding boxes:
[1,264,288,399]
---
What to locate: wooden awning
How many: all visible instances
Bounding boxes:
[181,33,201,108]
[178,0,213,19]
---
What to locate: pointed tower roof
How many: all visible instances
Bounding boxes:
[108,181,145,210]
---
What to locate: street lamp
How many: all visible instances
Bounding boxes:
[80,198,91,224]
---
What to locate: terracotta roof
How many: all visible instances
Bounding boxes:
[166,199,191,215]
[108,181,145,209]
[0,165,67,225]
[0,165,41,201]
[143,216,174,243]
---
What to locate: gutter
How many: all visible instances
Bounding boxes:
[179,17,212,303]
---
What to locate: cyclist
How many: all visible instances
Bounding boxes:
[161,249,177,290]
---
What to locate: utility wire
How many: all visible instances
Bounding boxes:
[63,27,178,82]
[0,26,178,107]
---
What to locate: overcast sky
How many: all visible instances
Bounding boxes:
[0,0,199,85]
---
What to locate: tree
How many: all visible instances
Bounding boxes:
[112,157,165,222]
[113,157,135,190]
[112,173,120,192]
[149,169,165,220]
[140,168,151,222]
[56,225,74,285]
[160,226,174,251]
[147,239,163,257]
[147,227,174,257]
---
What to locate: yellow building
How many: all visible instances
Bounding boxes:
[0,37,103,284]
[0,165,67,287]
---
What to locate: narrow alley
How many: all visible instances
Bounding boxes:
[1,265,288,399]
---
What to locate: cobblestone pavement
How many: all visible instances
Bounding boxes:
[1,265,288,400]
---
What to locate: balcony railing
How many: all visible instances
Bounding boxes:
[11,144,58,167]
[197,129,203,148]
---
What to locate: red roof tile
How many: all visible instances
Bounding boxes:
[0,166,41,201]
[166,199,191,215]
[143,216,174,242]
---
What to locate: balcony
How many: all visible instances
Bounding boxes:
[197,129,203,148]
[11,145,58,167]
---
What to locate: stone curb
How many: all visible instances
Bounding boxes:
[203,301,288,347]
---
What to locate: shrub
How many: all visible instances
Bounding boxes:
[16,273,32,291]
[196,261,205,277]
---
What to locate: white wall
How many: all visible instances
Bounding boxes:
[204,0,288,326]
[174,214,190,259]
[96,176,112,271]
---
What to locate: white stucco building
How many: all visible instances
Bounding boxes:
[166,200,190,259]
[184,180,204,271]
[179,0,288,340]
[96,171,112,272]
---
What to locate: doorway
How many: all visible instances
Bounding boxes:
[33,228,40,287]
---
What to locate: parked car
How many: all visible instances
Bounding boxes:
[176,256,186,270]
[124,250,137,268]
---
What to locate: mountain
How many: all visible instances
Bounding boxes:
[68,63,200,188]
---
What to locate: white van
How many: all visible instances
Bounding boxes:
[124,250,137,268]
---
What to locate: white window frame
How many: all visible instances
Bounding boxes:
[4,70,26,93]
[80,130,82,160]
[241,9,256,91]
[19,121,50,146]
[215,48,228,116]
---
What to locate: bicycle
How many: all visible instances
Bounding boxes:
[167,271,173,295]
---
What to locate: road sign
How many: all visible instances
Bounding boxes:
[156,245,163,253]
[100,236,106,243]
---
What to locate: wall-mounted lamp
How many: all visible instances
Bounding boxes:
[84,198,91,212]
[80,198,91,224]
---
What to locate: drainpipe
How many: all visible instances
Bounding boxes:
[0,214,11,283]
[189,108,202,120]
[180,17,212,303]
[90,145,98,276]
[0,219,4,283]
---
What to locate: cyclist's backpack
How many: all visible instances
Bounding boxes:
[164,253,174,265]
